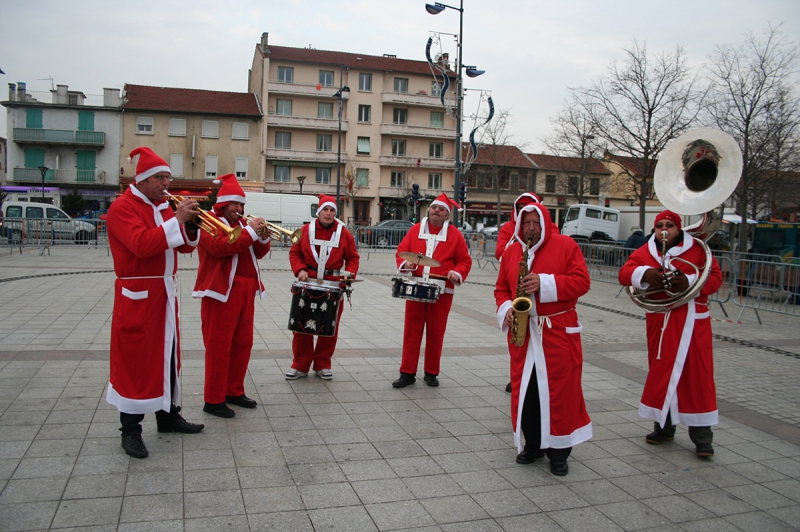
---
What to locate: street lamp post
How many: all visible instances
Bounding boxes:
[37,166,49,203]
[297,175,306,194]
[333,86,351,214]
[425,1,484,227]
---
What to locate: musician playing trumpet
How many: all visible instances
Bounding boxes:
[619,210,723,457]
[193,174,271,418]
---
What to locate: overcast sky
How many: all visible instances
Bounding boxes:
[2,0,798,155]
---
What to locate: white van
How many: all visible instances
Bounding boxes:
[1,201,97,244]
[561,204,620,241]
[243,193,318,226]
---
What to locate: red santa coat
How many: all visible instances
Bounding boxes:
[192,217,270,301]
[619,233,722,428]
[106,185,199,414]
[396,219,472,292]
[289,220,360,280]
[495,221,516,260]
[494,205,592,452]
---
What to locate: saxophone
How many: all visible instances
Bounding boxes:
[510,237,533,347]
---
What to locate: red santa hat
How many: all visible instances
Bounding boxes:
[654,210,682,231]
[317,194,338,215]
[213,174,246,205]
[430,193,461,213]
[128,147,170,183]
[513,192,540,220]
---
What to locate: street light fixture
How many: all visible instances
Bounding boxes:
[37,166,49,203]
[333,86,351,214]
[425,1,484,227]
[297,175,306,195]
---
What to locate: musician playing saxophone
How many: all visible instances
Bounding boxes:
[618,210,723,457]
[493,204,592,476]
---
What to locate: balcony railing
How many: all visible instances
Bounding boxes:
[266,148,348,163]
[268,81,339,98]
[13,167,99,184]
[379,155,455,169]
[379,123,456,139]
[266,114,347,132]
[381,90,455,108]
[13,128,105,146]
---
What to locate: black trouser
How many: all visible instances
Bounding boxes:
[656,413,713,444]
[120,340,178,437]
[520,365,571,462]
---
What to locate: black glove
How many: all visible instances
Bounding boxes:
[184,220,199,232]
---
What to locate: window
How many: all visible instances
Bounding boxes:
[428,173,442,190]
[391,139,406,156]
[568,176,578,195]
[275,131,292,149]
[232,122,249,140]
[358,104,371,123]
[24,148,45,169]
[590,178,600,196]
[275,166,290,182]
[319,70,334,87]
[136,116,153,134]
[26,108,43,129]
[235,157,248,179]
[431,82,442,97]
[499,170,510,190]
[316,167,330,184]
[202,120,219,138]
[276,99,292,116]
[393,108,407,124]
[391,171,405,188]
[205,156,218,178]
[465,169,477,188]
[585,208,601,219]
[46,208,69,220]
[26,206,44,218]
[545,174,556,193]
[429,142,443,158]
[169,118,186,136]
[394,78,409,93]
[356,168,369,187]
[518,172,528,191]
[170,154,184,177]
[318,102,333,118]
[316,134,332,152]
[357,137,370,155]
[359,73,372,91]
[78,111,94,131]
[603,211,618,222]
[430,111,444,128]
[278,66,294,83]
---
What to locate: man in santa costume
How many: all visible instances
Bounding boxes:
[495,192,542,260]
[192,174,270,418]
[286,195,359,380]
[619,210,722,457]
[391,194,472,388]
[494,203,592,476]
[106,147,205,459]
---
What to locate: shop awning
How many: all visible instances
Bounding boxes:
[723,214,757,224]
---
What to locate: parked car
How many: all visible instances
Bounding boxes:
[366,219,414,247]
[1,201,97,244]
[480,225,499,236]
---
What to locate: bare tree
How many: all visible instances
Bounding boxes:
[706,24,799,250]
[570,40,706,228]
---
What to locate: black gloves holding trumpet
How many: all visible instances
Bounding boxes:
[642,268,689,293]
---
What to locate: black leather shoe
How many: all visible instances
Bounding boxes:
[121,434,148,459]
[157,413,205,433]
[695,443,714,457]
[392,373,416,388]
[550,460,569,476]
[423,373,439,387]
[646,428,675,444]
[515,449,545,464]
[226,394,257,408]
[505,382,512,393]
[203,402,235,418]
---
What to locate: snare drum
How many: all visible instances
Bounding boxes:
[288,281,343,336]
[391,276,441,303]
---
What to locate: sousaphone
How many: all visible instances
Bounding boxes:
[626,128,742,312]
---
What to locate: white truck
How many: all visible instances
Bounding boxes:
[617,206,665,241]
[243,193,318,226]
[561,204,621,241]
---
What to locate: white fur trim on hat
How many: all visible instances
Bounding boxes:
[135,165,171,184]
[430,199,451,213]
[316,201,337,215]
[217,194,246,204]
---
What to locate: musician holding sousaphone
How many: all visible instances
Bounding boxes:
[285,195,359,381]
[391,194,472,389]
[192,174,271,418]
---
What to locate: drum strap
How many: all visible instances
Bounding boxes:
[309,221,343,280]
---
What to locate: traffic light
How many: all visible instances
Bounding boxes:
[412,183,420,204]
[459,181,467,203]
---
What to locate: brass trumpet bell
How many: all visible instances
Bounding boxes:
[243,215,301,245]
[166,193,242,244]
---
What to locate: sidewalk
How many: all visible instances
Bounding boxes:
[0,246,798,531]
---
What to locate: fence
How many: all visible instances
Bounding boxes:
[1,216,106,254]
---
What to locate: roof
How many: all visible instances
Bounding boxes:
[603,152,657,178]
[259,45,453,78]
[123,85,262,117]
[462,143,537,169]
[526,153,610,175]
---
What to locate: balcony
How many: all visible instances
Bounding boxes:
[380,122,456,139]
[268,81,340,98]
[263,181,340,196]
[266,148,348,164]
[379,155,455,170]
[266,114,348,132]
[13,167,100,184]
[381,90,455,108]
[13,128,105,147]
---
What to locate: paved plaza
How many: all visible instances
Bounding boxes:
[0,244,799,531]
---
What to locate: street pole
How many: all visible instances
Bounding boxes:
[334,85,350,214]
[38,166,49,204]
[453,0,463,227]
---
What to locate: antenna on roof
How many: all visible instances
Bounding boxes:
[38,76,54,91]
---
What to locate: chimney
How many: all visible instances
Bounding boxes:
[17,82,26,102]
[56,84,68,105]
[103,88,122,107]
[8,83,16,102]
[260,32,269,51]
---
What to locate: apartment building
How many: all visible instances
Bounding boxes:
[1,82,123,209]
[600,152,660,208]
[249,32,457,225]
[121,85,262,198]
[0,136,6,183]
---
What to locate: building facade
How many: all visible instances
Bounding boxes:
[249,32,457,225]
[2,82,123,211]
[120,84,262,198]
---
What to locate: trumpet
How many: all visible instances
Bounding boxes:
[241,215,302,245]
[165,193,242,244]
